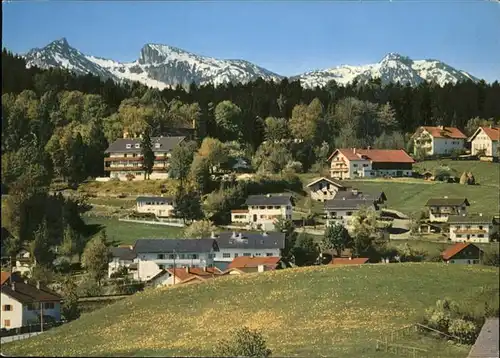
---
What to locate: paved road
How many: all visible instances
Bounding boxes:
[1,331,43,344]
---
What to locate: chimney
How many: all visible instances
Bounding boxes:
[192,119,196,129]
[232,231,237,238]
[352,188,359,196]
[262,231,268,237]
[203,266,207,272]
[266,193,271,198]
[479,213,483,217]
[11,282,16,291]
[258,265,265,273]
[210,231,217,239]
[439,125,444,130]
[367,146,372,150]
[349,257,352,260]
[185,267,189,274]
[353,148,356,154]
[342,197,346,200]
[36,281,40,290]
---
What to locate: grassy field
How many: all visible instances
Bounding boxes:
[83,216,183,245]
[3,263,498,357]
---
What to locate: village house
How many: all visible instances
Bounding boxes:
[225,256,285,274]
[0,275,62,329]
[324,198,378,229]
[104,134,185,181]
[136,196,176,218]
[333,188,387,204]
[230,194,294,231]
[441,243,483,265]
[328,148,414,179]
[306,177,346,202]
[207,231,285,271]
[448,214,498,243]
[425,197,470,223]
[132,239,219,282]
[412,126,467,156]
[468,126,499,158]
[147,267,225,287]
[108,246,137,278]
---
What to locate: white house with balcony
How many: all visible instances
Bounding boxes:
[448,214,498,243]
[206,231,285,271]
[306,177,346,202]
[230,194,294,231]
[108,246,137,278]
[104,135,185,181]
[0,279,62,329]
[136,196,176,218]
[412,126,467,156]
[328,148,414,179]
[425,197,470,223]
[132,238,219,282]
[468,126,499,158]
[324,198,378,231]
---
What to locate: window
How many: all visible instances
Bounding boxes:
[243,253,251,256]
[456,235,462,238]
[346,212,353,216]
[267,206,273,209]
[330,212,337,217]
[155,143,160,149]
[478,226,483,230]
[478,234,484,238]
[135,143,140,149]
[169,254,175,259]
[44,302,55,310]
[126,144,132,149]
[223,253,231,258]
[2,305,12,311]
[266,253,274,257]
[179,254,185,259]
[4,320,10,328]
[274,206,280,209]
[259,206,265,210]
[363,164,368,167]
[234,253,238,257]
[157,254,165,260]
[192,254,199,259]
[353,164,358,167]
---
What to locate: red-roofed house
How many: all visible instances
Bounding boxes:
[441,243,483,265]
[328,148,414,179]
[330,257,369,265]
[226,256,284,274]
[147,266,225,287]
[413,126,467,156]
[469,126,499,158]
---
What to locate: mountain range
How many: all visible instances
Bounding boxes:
[21,38,481,90]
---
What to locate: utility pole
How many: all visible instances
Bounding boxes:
[40,301,44,333]
[173,249,176,285]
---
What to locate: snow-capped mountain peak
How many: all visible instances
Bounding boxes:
[21,38,481,90]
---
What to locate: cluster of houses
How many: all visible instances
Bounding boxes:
[100,125,498,182]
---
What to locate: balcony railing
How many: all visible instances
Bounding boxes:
[104,156,169,162]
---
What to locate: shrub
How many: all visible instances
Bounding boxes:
[482,249,500,267]
[448,319,477,344]
[214,327,272,358]
[285,161,303,174]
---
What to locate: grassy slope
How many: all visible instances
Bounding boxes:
[4,264,498,358]
[83,216,183,245]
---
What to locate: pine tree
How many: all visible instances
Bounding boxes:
[140,127,154,180]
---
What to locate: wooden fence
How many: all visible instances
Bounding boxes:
[376,324,429,357]
[119,217,185,227]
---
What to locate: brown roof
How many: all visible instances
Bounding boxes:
[441,243,483,260]
[422,126,467,139]
[227,256,281,269]
[1,282,61,303]
[306,177,345,188]
[231,209,249,214]
[330,258,369,265]
[166,267,223,282]
[425,198,470,207]
[328,148,415,163]
[0,271,23,286]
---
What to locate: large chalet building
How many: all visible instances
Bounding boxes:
[468,126,499,158]
[412,126,467,156]
[104,134,185,181]
[328,148,414,179]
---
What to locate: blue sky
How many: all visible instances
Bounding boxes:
[3,1,500,81]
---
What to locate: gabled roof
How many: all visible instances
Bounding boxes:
[134,239,218,254]
[110,247,137,261]
[136,196,175,203]
[306,177,345,189]
[245,194,293,206]
[333,190,386,202]
[210,232,285,250]
[227,256,281,269]
[166,267,223,281]
[1,282,61,303]
[448,214,493,224]
[425,198,470,207]
[468,126,500,142]
[328,148,415,163]
[330,258,369,265]
[104,136,185,154]
[0,271,23,286]
[324,198,376,210]
[441,243,483,260]
[420,126,467,139]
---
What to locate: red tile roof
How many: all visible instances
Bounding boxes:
[330,258,369,265]
[481,127,499,141]
[421,126,467,139]
[441,243,482,260]
[329,148,415,163]
[166,267,223,282]
[227,256,281,269]
[0,272,11,285]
